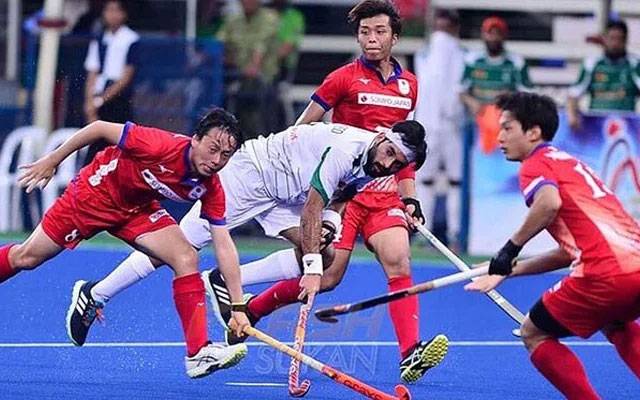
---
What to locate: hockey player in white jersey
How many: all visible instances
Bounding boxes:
[67,120,427,346]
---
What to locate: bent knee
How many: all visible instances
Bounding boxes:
[520,318,550,352]
[173,248,199,273]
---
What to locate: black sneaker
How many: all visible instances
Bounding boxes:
[66,280,105,346]
[202,268,260,345]
[399,334,449,383]
[202,268,232,329]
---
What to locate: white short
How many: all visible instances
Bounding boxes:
[179,151,302,249]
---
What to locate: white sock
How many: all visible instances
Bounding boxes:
[240,248,301,286]
[91,251,157,303]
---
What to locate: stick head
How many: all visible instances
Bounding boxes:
[288,379,311,397]
[314,304,349,323]
[394,384,412,400]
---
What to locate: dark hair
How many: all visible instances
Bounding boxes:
[348,0,402,36]
[435,9,460,26]
[104,0,128,14]
[495,92,559,141]
[391,120,427,169]
[193,108,243,149]
[606,19,628,38]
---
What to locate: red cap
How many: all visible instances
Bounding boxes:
[482,16,508,35]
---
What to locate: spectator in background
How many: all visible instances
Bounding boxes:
[414,9,465,249]
[217,0,279,138]
[567,20,640,131]
[271,0,306,129]
[458,16,532,154]
[83,0,139,163]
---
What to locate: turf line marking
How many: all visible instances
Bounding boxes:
[225,382,287,387]
[0,340,612,348]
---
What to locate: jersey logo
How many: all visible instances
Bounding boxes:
[158,164,175,174]
[188,185,207,200]
[358,78,371,85]
[357,93,412,110]
[149,209,169,223]
[398,79,410,95]
[141,169,189,202]
[88,159,118,187]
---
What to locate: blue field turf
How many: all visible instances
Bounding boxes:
[0,244,637,399]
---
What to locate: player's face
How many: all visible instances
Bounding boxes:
[357,15,398,62]
[604,28,627,58]
[482,28,505,56]
[190,128,237,177]
[103,1,127,29]
[365,136,408,177]
[498,111,537,162]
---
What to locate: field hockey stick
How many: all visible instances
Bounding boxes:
[415,224,526,330]
[288,293,315,397]
[315,266,489,323]
[245,326,412,400]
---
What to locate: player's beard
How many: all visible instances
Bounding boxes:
[363,144,389,178]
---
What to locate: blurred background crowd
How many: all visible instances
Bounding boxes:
[0,0,638,255]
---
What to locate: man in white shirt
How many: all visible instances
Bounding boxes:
[414,9,465,249]
[83,0,139,162]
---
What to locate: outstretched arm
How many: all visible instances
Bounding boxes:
[210,226,251,336]
[18,121,124,192]
[487,184,562,277]
[465,247,574,292]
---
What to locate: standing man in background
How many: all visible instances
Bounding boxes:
[271,0,306,129]
[414,9,465,250]
[458,16,532,154]
[83,0,139,163]
[567,19,640,131]
[217,0,279,138]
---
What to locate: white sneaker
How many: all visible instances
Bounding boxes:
[185,343,248,379]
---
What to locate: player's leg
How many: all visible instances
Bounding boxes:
[2,189,85,283]
[600,272,640,379]
[525,277,603,399]
[415,134,440,235]
[0,224,65,283]
[444,127,463,248]
[66,202,212,346]
[366,222,448,383]
[602,321,640,379]
[134,224,247,377]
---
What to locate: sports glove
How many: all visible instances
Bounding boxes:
[402,197,425,225]
[489,240,522,275]
[320,209,342,250]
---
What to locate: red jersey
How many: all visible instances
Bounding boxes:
[312,56,418,197]
[75,122,226,226]
[519,144,640,278]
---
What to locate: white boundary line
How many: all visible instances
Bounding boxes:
[0,340,612,348]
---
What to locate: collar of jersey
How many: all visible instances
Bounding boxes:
[181,144,203,186]
[358,55,403,84]
[527,142,552,159]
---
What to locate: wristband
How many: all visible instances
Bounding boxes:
[231,302,248,313]
[321,209,342,230]
[302,253,323,275]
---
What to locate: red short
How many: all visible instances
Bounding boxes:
[41,183,176,249]
[542,272,640,338]
[334,191,407,251]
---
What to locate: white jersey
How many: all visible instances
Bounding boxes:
[242,123,376,205]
